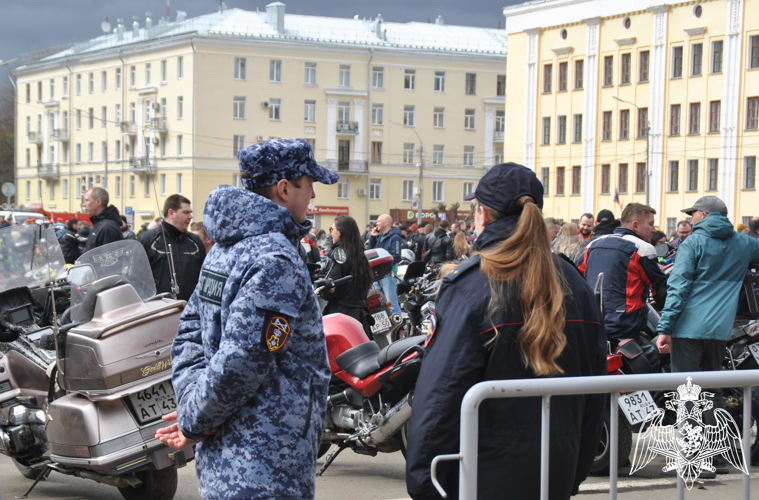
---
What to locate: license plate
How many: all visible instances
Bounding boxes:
[618,390,657,425]
[128,381,177,424]
[370,310,393,334]
[748,343,759,365]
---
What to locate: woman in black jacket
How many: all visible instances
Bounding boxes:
[406,163,607,500]
[320,215,373,332]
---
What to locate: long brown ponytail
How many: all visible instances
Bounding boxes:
[478,196,567,376]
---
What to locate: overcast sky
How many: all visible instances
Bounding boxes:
[1,0,522,76]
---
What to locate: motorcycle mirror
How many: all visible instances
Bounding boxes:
[655,243,669,258]
[67,263,96,287]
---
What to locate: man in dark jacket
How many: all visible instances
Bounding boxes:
[368,213,403,316]
[120,215,136,240]
[82,188,123,252]
[59,219,84,264]
[423,221,454,264]
[138,194,206,301]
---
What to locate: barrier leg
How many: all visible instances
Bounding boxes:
[540,395,551,500]
[743,386,751,500]
[610,393,618,500]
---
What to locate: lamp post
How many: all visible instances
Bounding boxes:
[612,96,650,207]
[390,120,424,228]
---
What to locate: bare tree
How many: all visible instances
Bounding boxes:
[0,75,15,191]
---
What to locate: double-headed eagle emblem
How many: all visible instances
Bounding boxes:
[630,377,749,489]
[92,247,124,267]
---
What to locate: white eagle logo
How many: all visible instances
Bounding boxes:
[630,377,749,489]
[92,247,125,267]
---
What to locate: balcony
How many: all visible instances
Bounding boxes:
[149,117,168,133]
[129,156,155,174]
[494,131,505,143]
[27,131,43,144]
[53,129,69,142]
[336,121,359,134]
[120,122,137,135]
[38,163,59,179]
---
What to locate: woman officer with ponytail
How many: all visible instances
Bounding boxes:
[405,163,607,500]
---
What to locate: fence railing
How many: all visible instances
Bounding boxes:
[431,370,759,500]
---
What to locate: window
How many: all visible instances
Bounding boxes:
[403,143,414,164]
[687,159,699,191]
[464,109,476,130]
[98,71,105,93]
[556,167,565,195]
[304,100,316,122]
[463,182,475,200]
[689,103,701,134]
[25,148,30,166]
[433,107,445,128]
[76,144,81,162]
[177,56,183,79]
[63,179,68,199]
[463,146,475,167]
[304,62,316,84]
[88,142,93,162]
[404,105,415,127]
[129,102,136,123]
[601,164,611,194]
[435,71,446,92]
[49,79,55,99]
[177,135,183,156]
[158,59,166,83]
[712,41,723,73]
[604,56,613,86]
[745,156,756,189]
[269,99,281,120]
[465,73,476,95]
[708,159,718,191]
[620,110,630,140]
[372,66,384,88]
[541,168,550,194]
[497,75,506,96]
[558,115,567,144]
[543,64,552,93]
[26,83,30,102]
[270,60,282,83]
[233,135,245,155]
[129,176,135,197]
[403,180,416,201]
[669,161,679,192]
[751,36,759,69]
[637,108,648,138]
[747,97,759,130]
[370,179,382,200]
[672,46,683,78]
[670,104,681,135]
[88,108,94,129]
[404,69,416,90]
[114,104,121,125]
[145,63,151,85]
[602,111,612,141]
[61,76,68,98]
[692,43,703,76]
[558,62,568,91]
[620,53,631,84]
[372,103,383,125]
[338,102,350,124]
[37,180,42,200]
[234,57,246,80]
[542,117,551,145]
[177,173,183,194]
[639,51,650,82]
[372,142,382,163]
[88,73,94,93]
[667,218,677,238]
[636,163,647,193]
[709,101,721,132]
[339,65,350,87]
[144,176,150,198]
[571,166,581,195]
[433,145,444,165]
[432,181,445,202]
[496,111,505,132]
[177,97,184,120]
[337,178,349,199]
[115,140,120,160]
[574,60,584,89]
[573,114,582,143]
[160,174,166,196]
[160,137,167,156]
[129,66,136,87]
[76,74,82,95]
[614,163,628,193]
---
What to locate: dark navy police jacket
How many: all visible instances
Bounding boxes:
[406,216,607,500]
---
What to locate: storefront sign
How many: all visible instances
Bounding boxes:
[308,206,350,216]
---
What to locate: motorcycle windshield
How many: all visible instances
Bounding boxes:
[0,224,66,293]
[73,240,156,307]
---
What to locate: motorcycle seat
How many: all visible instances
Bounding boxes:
[336,341,381,379]
[376,336,425,367]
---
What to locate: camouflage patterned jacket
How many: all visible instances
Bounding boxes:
[171,185,330,499]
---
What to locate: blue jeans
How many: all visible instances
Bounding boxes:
[375,276,402,316]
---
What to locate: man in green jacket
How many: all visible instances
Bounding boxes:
[656,196,759,473]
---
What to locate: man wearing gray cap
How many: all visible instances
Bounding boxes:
[157,139,339,498]
[656,196,759,475]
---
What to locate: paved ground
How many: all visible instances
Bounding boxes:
[1,450,757,499]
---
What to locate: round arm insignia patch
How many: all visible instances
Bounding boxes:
[265,316,292,353]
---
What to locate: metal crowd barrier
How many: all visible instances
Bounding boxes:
[431,370,759,500]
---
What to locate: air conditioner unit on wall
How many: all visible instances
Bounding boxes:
[261,101,270,108]
[257,135,265,141]
[357,188,368,196]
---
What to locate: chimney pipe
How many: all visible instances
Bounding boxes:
[117,18,125,40]
[132,16,140,37]
[176,10,187,22]
[266,2,286,34]
[145,11,152,38]
[435,15,444,26]
[375,14,383,38]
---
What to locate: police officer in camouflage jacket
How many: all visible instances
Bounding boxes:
[157,139,339,499]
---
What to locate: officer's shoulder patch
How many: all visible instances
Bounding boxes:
[265,315,292,353]
[444,255,481,283]
[198,269,228,305]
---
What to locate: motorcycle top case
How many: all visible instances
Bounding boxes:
[738,265,759,320]
[365,248,394,281]
[62,283,185,396]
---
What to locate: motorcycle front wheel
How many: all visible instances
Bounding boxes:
[118,467,178,500]
[589,407,632,476]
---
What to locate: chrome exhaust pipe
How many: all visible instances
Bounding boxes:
[321,431,351,445]
[0,430,11,456]
[368,393,411,446]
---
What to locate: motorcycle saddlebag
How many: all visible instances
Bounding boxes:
[614,339,653,374]
[737,266,759,320]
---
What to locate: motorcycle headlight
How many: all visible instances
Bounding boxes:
[744,322,759,338]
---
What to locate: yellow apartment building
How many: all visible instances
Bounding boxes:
[503,0,757,235]
[12,3,507,229]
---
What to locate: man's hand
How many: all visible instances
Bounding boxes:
[656,334,672,355]
[371,225,380,237]
[155,411,217,450]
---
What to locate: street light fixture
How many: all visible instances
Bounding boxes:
[612,95,650,207]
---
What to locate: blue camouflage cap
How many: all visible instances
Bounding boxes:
[237,139,339,189]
